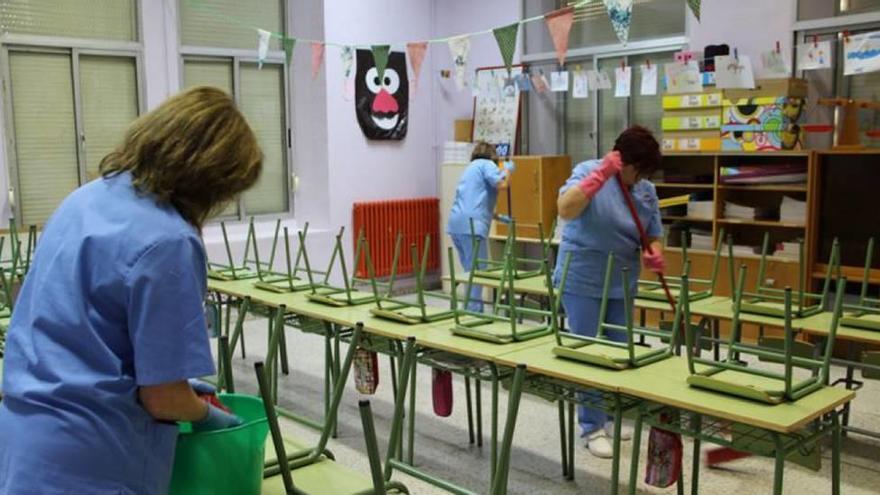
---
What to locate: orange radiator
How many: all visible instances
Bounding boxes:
[352,198,440,278]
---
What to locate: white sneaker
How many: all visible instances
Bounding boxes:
[604,420,633,441]
[586,430,614,459]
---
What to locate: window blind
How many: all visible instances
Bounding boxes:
[9,52,79,225]
[0,0,136,41]
[239,63,288,215]
[80,55,139,181]
[180,0,282,50]
[564,60,596,163]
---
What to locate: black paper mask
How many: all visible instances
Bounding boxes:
[355,49,408,140]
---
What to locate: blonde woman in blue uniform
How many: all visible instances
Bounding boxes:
[555,126,664,458]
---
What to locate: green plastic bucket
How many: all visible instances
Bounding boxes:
[168,393,269,495]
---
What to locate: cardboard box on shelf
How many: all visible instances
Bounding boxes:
[454,119,473,142]
[662,91,723,110]
[662,109,723,131]
[662,130,722,152]
[722,78,808,101]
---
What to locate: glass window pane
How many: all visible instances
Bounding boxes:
[564,59,596,163]
[9,51,79,225]
[0,0,136,41]
[630,52,675,139]
[80,55,139,181]
[180,0,282,50]
[598,57,627,154]
[182,58,237,217]
[798,0,880,20]
[525,62,565,156]
[240,63,287,215]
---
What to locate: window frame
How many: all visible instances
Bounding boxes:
[0,31,145,227]
[177,0,293,222]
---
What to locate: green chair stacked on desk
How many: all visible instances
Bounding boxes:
[553,253,684,369]
[730,232,839,319]
[0,221,37,282]
[253,222,316,293]
[637,229,724,303]
[306,227,377,307]
[472,219,550,281]
[840,237,880,330]
[207,218,262,281]
[685,263,847,404]
[446,242,568,344]
[370,232,455,324]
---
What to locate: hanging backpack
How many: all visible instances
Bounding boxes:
[353,347,379,395]
[645,420,683,488]
[432,369,453,417]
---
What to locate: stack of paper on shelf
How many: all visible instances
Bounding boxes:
[719,164,807,184]
[776,241,802,260]
[687,200,714,219]
[690,230,714,250]
[779,196,806,225]
[725,243,757,256]
[724,201,757,220]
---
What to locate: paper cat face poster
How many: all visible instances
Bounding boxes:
[355,49,408,140]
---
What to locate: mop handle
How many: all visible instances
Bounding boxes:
[615,175,676,312]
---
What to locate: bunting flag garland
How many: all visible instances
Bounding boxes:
[406,41,428,92]
[448,35,471,90]
[544,6,575,66]
[257,29,271,69]
[371,44,391,80]
[493,22,519,74]
[282,37,296,66]
[687,0,701,21]
[311,42,325,79]
[603,0,633,45]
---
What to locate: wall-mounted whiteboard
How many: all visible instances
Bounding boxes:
[471,65,524,150]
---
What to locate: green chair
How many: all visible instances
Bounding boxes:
[553,253,684,369]
[732,232,839,318]
[446,246,567,344]
[472,219,549,281]
[207,219,260,281]
[253,222,316,293]
[306,227,377,307]
[685,263,847,404]
[0,221,37,282]
[637,228,724,303]
[369,232,455,324]
[840,237,880,330]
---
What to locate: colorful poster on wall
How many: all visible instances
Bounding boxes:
[715,55,755,89]
[844,31,880,76]
[472,66,523,148]
[355,49,408,140]
[797,40,832,71]
[663,61,702,94]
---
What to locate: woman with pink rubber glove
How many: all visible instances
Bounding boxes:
[553,126,664,459]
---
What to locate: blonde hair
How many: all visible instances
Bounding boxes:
[471,141,498,162]
[100,86,263,229]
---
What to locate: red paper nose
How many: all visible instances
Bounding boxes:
[372,89,399,113]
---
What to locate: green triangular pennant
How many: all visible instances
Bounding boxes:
[282,37,296,66]
[493,22,519,74]
[687,0,701,21]
[371,44,391,79]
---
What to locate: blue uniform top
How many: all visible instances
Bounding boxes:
[553,159,662,299]
[446,158,504,238]
[0,172,215,495]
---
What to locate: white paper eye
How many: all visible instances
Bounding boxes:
[382,68,400,94]
[365,67,381,94]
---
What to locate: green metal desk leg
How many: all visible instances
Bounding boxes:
[676,411,685,495]
[567,401,575,481]
[691,414,702,495]
[383,338,417,482]
[773,433,785,495]
[712,318,720,362]
[476,379,483,447]
[491,365,500,484]
[832,410,841,495]
[465,377,475,444]
[558,400,568,477]
[610,395,623,495]
[490,364,527,495]
[407,361,417,466]
[332,323,341,438]
[278,318,290,375]
[628,405,645,495]
[390,354,399,401]
[324,329,333,433]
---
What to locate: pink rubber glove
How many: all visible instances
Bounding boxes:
[643,249,665,274]
[578,151,623,200]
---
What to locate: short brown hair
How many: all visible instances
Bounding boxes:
[100,86,263,229]
[471,141,498,161]
[613,125,662,177]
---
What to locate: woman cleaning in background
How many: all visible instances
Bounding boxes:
[0,87,262,495]
[555,125,664,459]
[446,141,513,311]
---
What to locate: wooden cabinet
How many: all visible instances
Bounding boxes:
[495,155,572,239]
